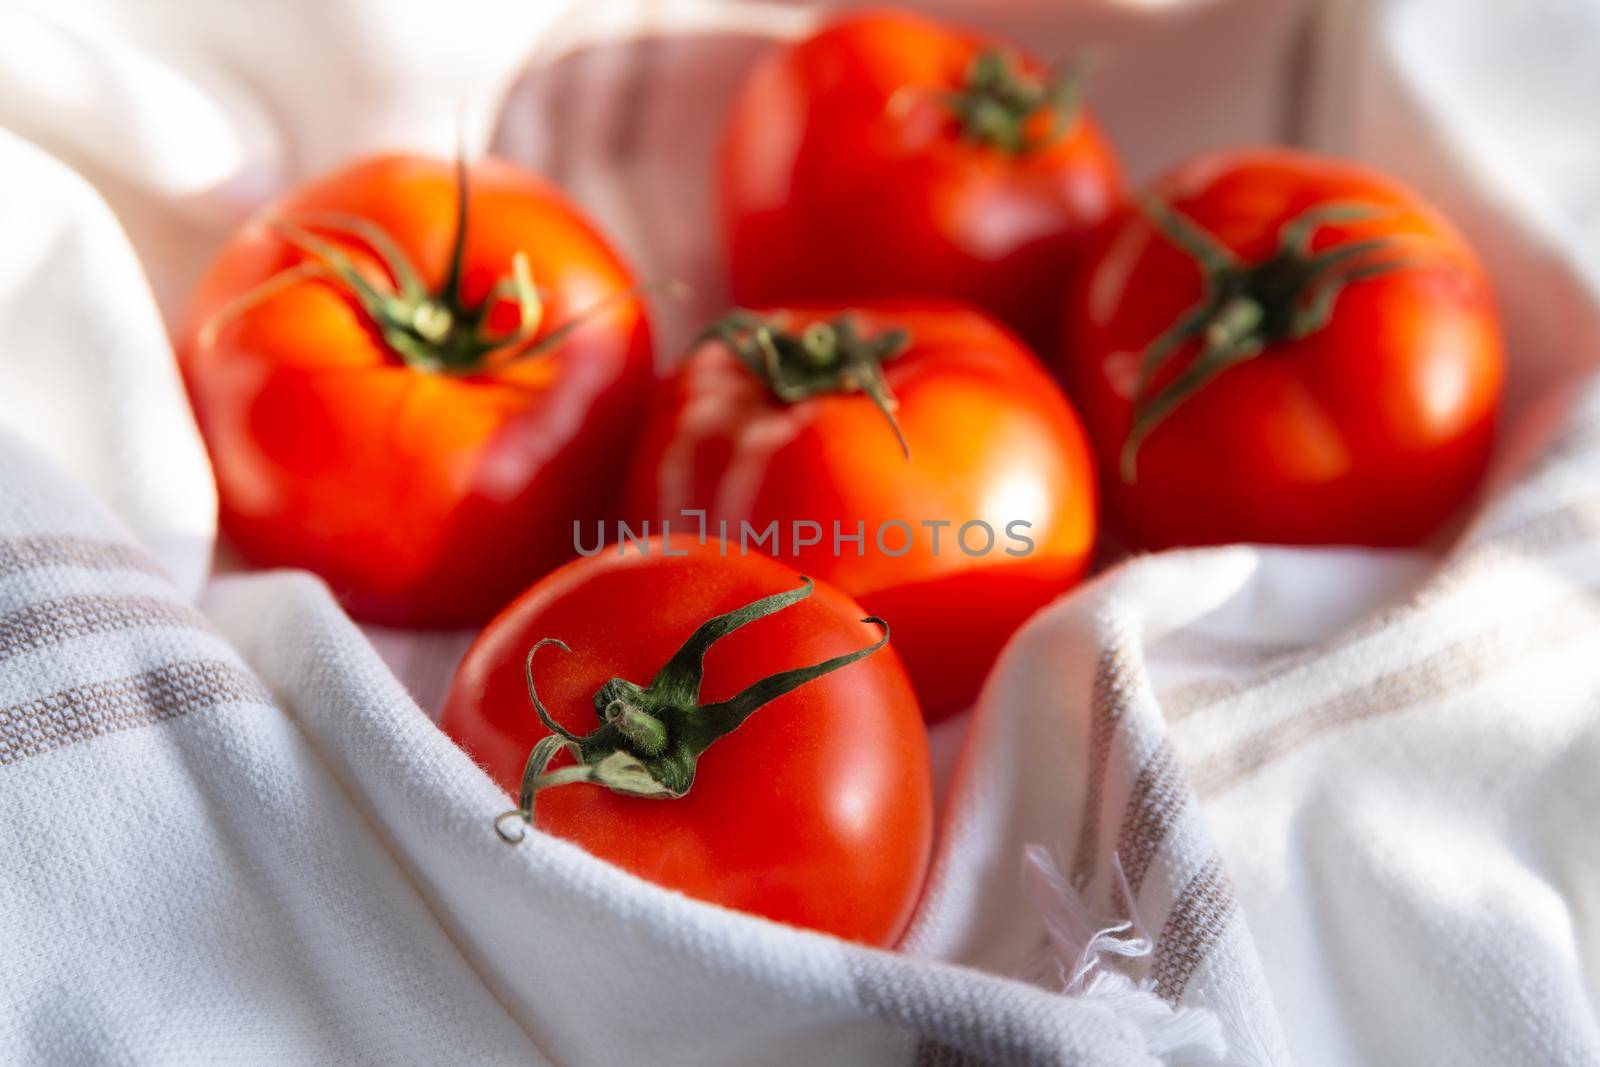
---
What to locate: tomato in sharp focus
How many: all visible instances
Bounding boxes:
[176,154,652,627]
[1060,148,1505,550]
[719,8,1124,352]
[620,303,1098,722]
[440,543,932,947]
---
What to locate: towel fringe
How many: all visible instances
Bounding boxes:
[1021,845,1230,1065]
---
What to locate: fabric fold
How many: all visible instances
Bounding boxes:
[2,0,1600,1063]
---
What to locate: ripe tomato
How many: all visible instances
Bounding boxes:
[176,154,652,626]
[621,303,1097,721]
[719,9,1123,351]
[1060,148,1505,549]
[441,543,932,947]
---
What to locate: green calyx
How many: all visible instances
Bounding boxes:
[945,49,1084,155]
[702,309,913,459]
[1121,198,1420,482]
[199,159,618,375]
[494,577,889,844]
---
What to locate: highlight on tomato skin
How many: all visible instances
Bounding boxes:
[719,7,1125,354]
[440,542,934,949]
[620,301,1099,722]
[1058,147,1506,551]
[175,153,655,628]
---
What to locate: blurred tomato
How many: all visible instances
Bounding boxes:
[720,9,1123,350]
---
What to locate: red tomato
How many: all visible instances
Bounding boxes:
[176,154,652,626]
[1060,148,1505,549]
[621,303,1097,721]
[719,8,1123,351]
[440,543,932,947]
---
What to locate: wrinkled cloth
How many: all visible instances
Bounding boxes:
[2,0,1599,1064]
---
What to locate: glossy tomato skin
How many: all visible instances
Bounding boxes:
[1061,148,1505,549]
[440,544,932,947]
[177,154,653,626]
[621,303,1098,721]
[719,9,1123,351]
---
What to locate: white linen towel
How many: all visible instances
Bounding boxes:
[2,0,1598,1063]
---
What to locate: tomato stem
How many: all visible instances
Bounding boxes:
[1120,198,1422,482]
[493,577,890,843]
[196,158,637,377]
[944,50,1084,155]
[703,309,913,460]
[441,153,471,309]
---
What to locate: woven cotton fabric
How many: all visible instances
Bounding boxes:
[2,1,1599,1063]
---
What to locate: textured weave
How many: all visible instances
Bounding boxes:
[3,0,1600,1063]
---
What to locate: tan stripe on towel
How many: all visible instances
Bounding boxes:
[1147,628,1300,670]
[1164,497,1600,720]
[0,535,163,580]
[0,595,208,664]
[1192,586,1600,795]
[0,660,269,766]
[1069,641,1138,888]
[1114,743,1186,898]
[1150,855,1236,1002]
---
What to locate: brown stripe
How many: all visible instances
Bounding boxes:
[610,32,663,282]
[1147,628,1299,670]
[849,951,1142,1066]
[1163,675,1250,720]
[0,595,209,664]
[1069,642,1137,888]
[1484,493,1600,555]
[1150,856,1236,1002]
[1083,487,1600,1002]
[1164,497,1600,720]
[1159,544,1482,719]
[1192,587,1600,796]
[1114,744,1186,897]
[0,660,269,766]
[913,1041,985,1067]
[0,536,163,580]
